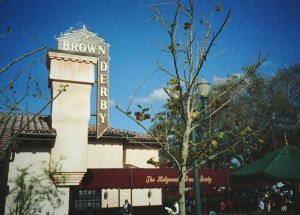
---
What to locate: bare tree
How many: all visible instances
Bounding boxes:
[0,28,68,215]
[116,1,268,214]
[0,27,70,160]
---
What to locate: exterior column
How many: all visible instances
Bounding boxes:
[47,50,98,185]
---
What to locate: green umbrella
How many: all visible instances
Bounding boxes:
[232,144,300,182]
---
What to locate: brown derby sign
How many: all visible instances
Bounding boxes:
[56,25,110,138]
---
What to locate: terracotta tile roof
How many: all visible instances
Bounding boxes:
[0,113,157,151]
[0,113,56,146]
[88,125,157,143]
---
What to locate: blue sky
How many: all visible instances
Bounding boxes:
[1,0,300,133]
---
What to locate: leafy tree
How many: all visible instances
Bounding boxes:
[266,64,300,146]
[5,158,66,215]
[116,1,268,214]
[207,63,300,167]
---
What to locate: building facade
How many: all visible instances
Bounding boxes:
[0,26,162,215]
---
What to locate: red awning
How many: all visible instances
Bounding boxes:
[77,168,235,189]
[79,169,131,189]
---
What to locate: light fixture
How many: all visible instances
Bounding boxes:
[197,78,211,97]
[104,190,108,200]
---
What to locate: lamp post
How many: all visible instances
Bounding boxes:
[193,78,210,215]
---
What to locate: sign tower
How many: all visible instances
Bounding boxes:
[56,24,110,138]
[47,24,110,185]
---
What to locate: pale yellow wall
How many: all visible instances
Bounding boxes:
[100,188,162,208]
[48,51,98,185]
[125,145,159,168]
[87,139,123,168]
[6,145,69,215]
[87,140,160,169]
[123,146,162,206]
[101,189,120,208]
[104,189,162,207]
[132,189,162,206]
[48,51,96,84]
[51,81,91,172]
[8,146,50,181]
[6,140,162,213]
[87,140,162,207]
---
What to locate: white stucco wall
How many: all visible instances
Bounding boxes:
[48,51,98,186]
[86,141,162,207]
[6,144,70,215]
[87,139,123,168]
[101,187,162,208]
[51,81,91,173]
[124,145,162,206]
[6,138,162,214]
[124,145,159,168]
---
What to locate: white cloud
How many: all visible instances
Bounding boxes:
[109,99,117,107]
[135,88,168,103]
[212,73,245,84]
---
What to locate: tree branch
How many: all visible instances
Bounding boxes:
[0,46,46,76]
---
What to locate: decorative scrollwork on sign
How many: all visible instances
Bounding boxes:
[55,23,104,44]
[55,23,109,56]
[55,22,90,39]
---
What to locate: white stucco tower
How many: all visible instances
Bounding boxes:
[46,25,110,185]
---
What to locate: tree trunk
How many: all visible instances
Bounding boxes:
[178,167,187,215]
[178,117,192,215]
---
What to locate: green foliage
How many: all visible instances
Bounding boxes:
[154,63,300,169]
[215,132,225,139]
[5,159,66,215]
[209,63,300,167]
[134,104,151,121]
[239,126,252,136]
[57,84,69,92]
[211,140,218,147]
[243,65,257,74]
[146,157,160,167]
[210,132,225,148]
[163,78,184,117]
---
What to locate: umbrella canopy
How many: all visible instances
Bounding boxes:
[232,144,300,182]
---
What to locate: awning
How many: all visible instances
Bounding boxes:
[232,145,300,182]
[79,168,131,189]
[77,168,234,189]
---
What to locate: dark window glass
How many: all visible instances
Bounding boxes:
[72,189,101,210]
